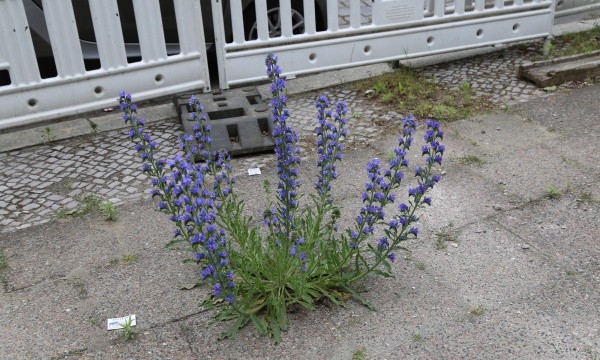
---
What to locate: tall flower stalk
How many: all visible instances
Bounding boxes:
[118,53,445,343]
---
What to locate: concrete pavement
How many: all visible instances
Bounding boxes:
[1,16,600,360]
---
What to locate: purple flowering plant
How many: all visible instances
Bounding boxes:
[118,53,444,343]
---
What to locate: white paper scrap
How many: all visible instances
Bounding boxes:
[248,167,261,176]
[107,315,136,331]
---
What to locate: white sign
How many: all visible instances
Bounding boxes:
[107,315,136,331]
[373,0,424,26]
[247,167,262,176]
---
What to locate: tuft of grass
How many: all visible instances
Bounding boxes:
[352,67,494,122]
[577,190,596,204]
[351,347,367,360]
[0,253,7,271]
[412,333,424,342]
[557,25,600,56]
[545,185,561,200]
[435,222,460,250]
[38,126,56,144]
[100,200,118,221]
[119,316,136,341]
[121,254,138,265]
[457,155,485,166]
[470,306,487,316]
[88,316,100,327]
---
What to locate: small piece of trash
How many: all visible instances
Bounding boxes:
[521,244,530,250]
[107,315,136,331]
[179,283,199,290]
[543,86,557,92]
[248,167,261,176]
[103,107,114,112]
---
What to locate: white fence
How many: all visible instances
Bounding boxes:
[213,0,555,89]
[0,0,564,129]
[555,0,600,16]
[0,0,211,130]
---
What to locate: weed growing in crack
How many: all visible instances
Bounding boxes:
[100,200,118,221]
[457,155,484,166]
[119,316,136,341]
[0,253,7,271]
[435,222,460,250]
[545,185,561,200]
[38,126,55,144]
[118,53,446,343]
[351,347,367,360]
[470,306,487,316]
[412,333,424,342]
[121,254,138,265]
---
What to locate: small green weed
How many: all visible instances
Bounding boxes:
[458,81,473,103]
[435,222,459,250]
[100,200,118,221]
[119,316,136,341]
[68,277,88,299]
[457,155,484,166]
[578,191,596,204]
[38,127,56,144]
[352,112,364,121]
[470,306,487,316]
[351,347,367,360]
[0,253,7,271]
[545,185,561,200]
[415,261,426,271]
[566,270,579,276]
[121,254,138,265]
[412,333,424,342]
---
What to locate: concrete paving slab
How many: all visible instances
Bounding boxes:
[498,197,600,273]
[411,219,563,308]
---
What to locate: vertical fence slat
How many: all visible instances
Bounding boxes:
[42,0,85,76]
[255,0,269,40]
[474,0,485,11]
[88,0,127,69]
[327,0,339,31]
[280,0,293,37]
[304,0,316,34]
[495,0,505,9]
[435,0,446,16]
[514,0,524,5]
[230,0,245,44]
[350,1,361,28]
[132,0,167,61]
[173,0,205,54]
[0,0,41,85]
[425,0,434,16]
[454,0,466,14]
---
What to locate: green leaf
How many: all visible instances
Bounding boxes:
[275,302,288,332]
[250,315,268,336]
[165,238,183,249]
[372,268,393,278]
[342,286,376,311]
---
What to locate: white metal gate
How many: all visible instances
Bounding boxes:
[0,0,568,129]
[212,0,555,89]
[0,0,211,130]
